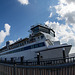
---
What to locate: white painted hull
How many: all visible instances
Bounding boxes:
[0,44,71,62]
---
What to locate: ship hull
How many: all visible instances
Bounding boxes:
[0,44,71,62]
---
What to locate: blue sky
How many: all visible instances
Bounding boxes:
[0,0,75,53]
[0,0,58,47]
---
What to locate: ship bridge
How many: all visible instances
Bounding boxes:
[30,24,55,37]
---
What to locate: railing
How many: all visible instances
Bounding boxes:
[0,61,75,75]
[0,56,75,66]
[0,57,75,75]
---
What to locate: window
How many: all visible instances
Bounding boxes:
[24,46,31,50]
[39,27,50,34]
[32,27,39,34]
[38,42,45,47]
[31,45,34,49]
[24,41,26,44]
[1,42,45,55]
[38,37,39,39]
[41,35,44,39]
[34,44,38,48]
[26,41,29,44]
[50,30,55,37]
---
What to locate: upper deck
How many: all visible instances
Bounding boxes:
[0,24,55,53]
[30,24,55,37]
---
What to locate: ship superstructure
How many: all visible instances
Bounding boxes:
[0,24,72,62]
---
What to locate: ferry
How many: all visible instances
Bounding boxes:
[0,24,72,62]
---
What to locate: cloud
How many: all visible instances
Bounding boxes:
[46,0,75,54]
[49,12,53,18]
[9,40,15,45]
[66,0,75,4]
[5,24,11,35]
[45,21,75,54]
[9,38,22,45]
[0,24,11,45]
[49,6,52,9]
[18,0,29,5]
[55,0,75,26]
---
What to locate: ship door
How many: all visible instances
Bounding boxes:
[20,56,24,63]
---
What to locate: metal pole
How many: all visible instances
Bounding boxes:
[37,53,40,65]
[13,61,16,75]
[62,48,66,62]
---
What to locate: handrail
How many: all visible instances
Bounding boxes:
[0,56,75,66]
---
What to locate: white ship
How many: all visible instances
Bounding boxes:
[0,24,72,62]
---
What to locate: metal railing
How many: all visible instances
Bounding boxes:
[0,56,75,66]
[0,57,75,75]
[0,61,75,75]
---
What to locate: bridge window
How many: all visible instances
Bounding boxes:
[41,35,44,39]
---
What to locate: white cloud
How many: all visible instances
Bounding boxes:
[45,21,75,54]
[9,40,15,45]
[9,38,22,45]
[66,0,75,4]
[46,0,75,54]
[55,0,75,26]
[5,24,11,35]
[18,0,29,5]
[57,17,62,20]
[0,24,11,45]
[49,12,53,18]
[49,6,52,9]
